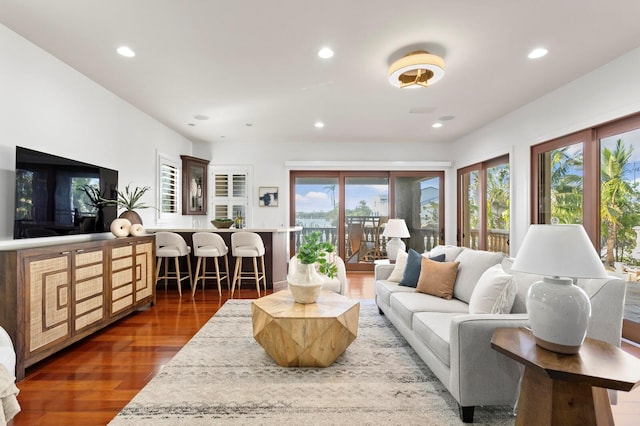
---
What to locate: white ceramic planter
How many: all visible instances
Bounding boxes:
[288,263,323,304]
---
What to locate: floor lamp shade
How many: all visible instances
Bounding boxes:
[382,219,410,261]
[511,224,608,354]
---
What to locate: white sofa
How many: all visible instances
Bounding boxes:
[375,245,627,423]
[288,254,348,295]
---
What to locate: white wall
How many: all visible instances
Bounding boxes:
[0,24,194,241]
[449,47,640,254]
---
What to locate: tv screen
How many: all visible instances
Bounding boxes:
[14,146,118,239]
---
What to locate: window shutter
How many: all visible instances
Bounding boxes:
[160,162,179,214]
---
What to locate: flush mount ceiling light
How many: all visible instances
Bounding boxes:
[388,50,445,89]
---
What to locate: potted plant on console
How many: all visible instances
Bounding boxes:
[288,231,337,304]
[109,184,152,225]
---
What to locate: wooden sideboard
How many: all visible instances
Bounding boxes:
[0,235,155,380]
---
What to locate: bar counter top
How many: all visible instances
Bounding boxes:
[146,226,301,233]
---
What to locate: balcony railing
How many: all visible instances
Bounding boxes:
[293,223,441,263]
[466,229,510,254]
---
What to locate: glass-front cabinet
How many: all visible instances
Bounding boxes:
[180,155,209,215]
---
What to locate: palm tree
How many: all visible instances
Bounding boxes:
[549,146,584,224]
[323,184,336,209]
[486,164,510,230]
[601,139,635,266]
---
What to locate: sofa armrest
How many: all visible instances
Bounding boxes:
[581,277,626,347]
[374,263,395,281]
[448,314,529,407]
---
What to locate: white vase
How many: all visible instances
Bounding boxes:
[288,263,323,304]
[526,277,591,354]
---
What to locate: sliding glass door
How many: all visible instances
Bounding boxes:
[393,173,443,253]
[291,175,340,249]
[457,155,510,254]
[291,170,444,271]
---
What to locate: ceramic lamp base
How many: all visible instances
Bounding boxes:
[526,276,591,354]
[386,237,406,261]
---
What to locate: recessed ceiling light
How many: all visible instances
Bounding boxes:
[318,47,334,59]
[116,46,136,58]
[528,47,548,59]
[193,114,209,120]
[245,123,253,127]
[432,122,443,128]
[188,123,195,127]
[315,121,325,128]
[438,115,455,121]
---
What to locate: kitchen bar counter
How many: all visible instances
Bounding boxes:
[147,227,301,290]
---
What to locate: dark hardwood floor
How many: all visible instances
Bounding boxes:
[9,272,639,425]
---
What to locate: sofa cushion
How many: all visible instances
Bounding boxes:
[468,264,517,314]
[390,292,469,329]
[399,249,423,287]
[428,245,465,262]
[453,249,505,303]
[375,279,416,306]
[413,312,461,367]
[416,257,459,300]
[428,253,446,262]
[388,250,408,282]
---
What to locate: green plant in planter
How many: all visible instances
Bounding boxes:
[297,231,337,278]
[110,184,152,211]
[103,184,152,225]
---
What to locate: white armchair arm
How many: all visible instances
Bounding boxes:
[0,327,16,380]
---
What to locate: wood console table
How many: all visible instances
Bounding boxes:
[491,327,640,426]
[0,235,156,380]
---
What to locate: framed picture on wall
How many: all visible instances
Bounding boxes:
[258,186,278,207]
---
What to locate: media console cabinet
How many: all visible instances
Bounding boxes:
[0,234,156,380]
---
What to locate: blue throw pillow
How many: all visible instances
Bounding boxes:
[399,249,423,287]
[429,253,446,262]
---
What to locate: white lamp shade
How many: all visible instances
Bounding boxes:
[511,224,608,279]
[382,219,410,238]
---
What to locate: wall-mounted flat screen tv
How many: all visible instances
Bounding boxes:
[14,146,118,239]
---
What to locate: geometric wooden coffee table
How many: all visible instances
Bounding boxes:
[491,327,640,426]
[251,290,360,367]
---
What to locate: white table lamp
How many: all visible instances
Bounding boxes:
[382,219,410,261]
[511,224,608,354]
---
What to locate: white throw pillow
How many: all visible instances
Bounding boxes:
[468,264,517,314]
[387,251,408,282]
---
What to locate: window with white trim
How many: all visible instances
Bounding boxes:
[212,165,252,224]
[157,153,180,223]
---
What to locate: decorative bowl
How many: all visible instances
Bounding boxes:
[211,219,234,229]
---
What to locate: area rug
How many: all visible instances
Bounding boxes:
[109,299,515,425]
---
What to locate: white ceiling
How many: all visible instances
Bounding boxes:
[2,0,640,146]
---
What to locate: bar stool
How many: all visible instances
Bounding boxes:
[230,231,267,297]
[155,232,193,296]
[191,232,230,298]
